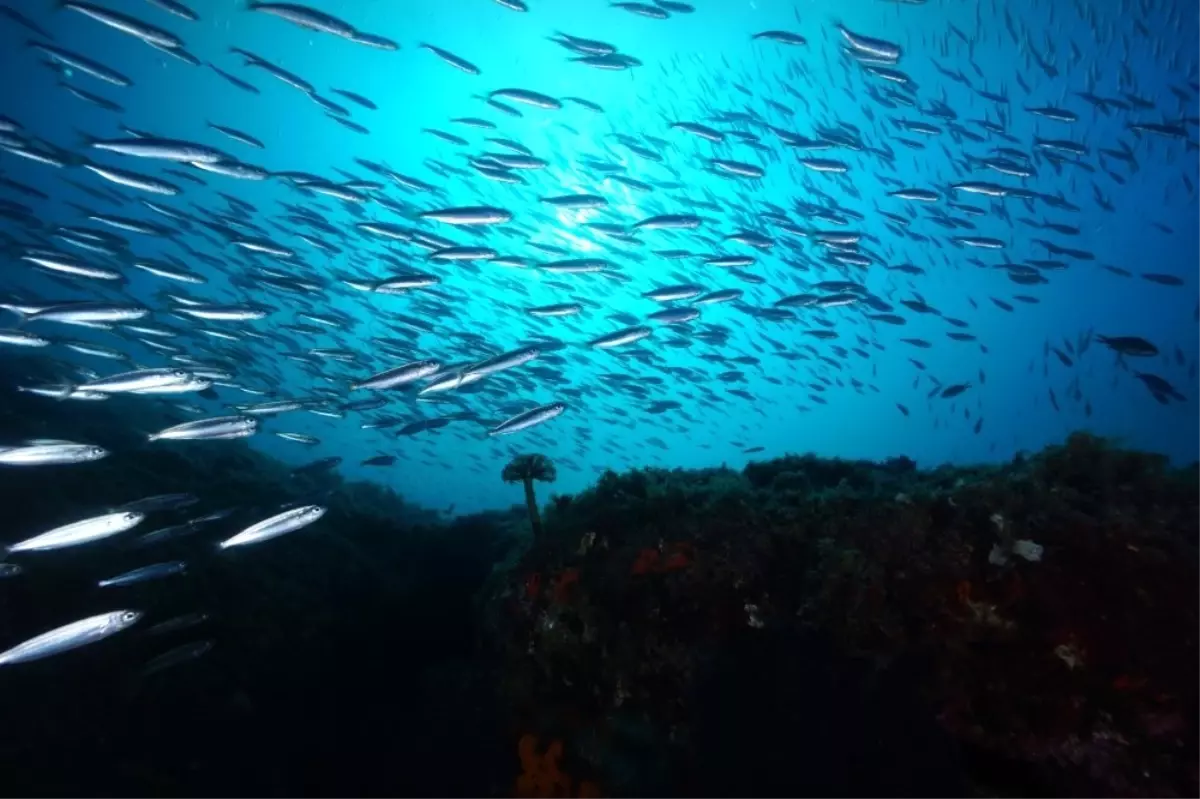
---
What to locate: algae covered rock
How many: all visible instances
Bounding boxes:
[486,435,1199,798]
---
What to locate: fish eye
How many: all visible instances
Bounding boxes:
[120,611,138,623]
[125,512,140,522]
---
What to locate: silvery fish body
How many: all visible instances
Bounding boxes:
[148,416,258,442]
[0,610,141,666]
[7,511,144,553]
[218,505,326,549]
[98,561,187,587]
[0,442,108,466]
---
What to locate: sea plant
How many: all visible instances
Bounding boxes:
[503,453,556,538]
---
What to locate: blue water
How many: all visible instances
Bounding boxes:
[1,0,1197,513]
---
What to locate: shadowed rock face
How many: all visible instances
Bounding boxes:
[488,432,1198,798]
[689,627,968,798]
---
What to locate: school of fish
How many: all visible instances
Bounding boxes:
[0,0,1196,667]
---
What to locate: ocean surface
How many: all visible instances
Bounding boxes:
[0,0,1196,516]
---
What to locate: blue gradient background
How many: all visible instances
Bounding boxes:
[1,0,1196,512]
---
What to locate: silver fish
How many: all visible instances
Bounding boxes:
[218,505,326,549]
[29,42,132,86]
[98,561,187,587]
[20,251,123,281]
[148,415,258,441]
[418,205,513,225]
[82,367,193,393]
[0,442,109,466]
[89,136,224,162]
[63,1,183,48]
[248,2,357,38]
[7,511,144,553]
[0,329,51,347]
[0,610,141,666]
[83,164,181,195]
[488,402,568,436]
[589,326,653,348]
[118,493,200,513]
[463,346,540,380]
[21,301,149,325]
[173,304,271,321]
[417,368,486,396]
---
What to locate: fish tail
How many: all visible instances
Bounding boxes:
[73,126,97,149]
[3,310,29,328]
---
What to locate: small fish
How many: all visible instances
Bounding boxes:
[0,610,141,666]
[418,205,512,225]
[752,30,806,45]
[420,43,480,74]
[140,639,213,676]
[218,505,326,549]
[331,88,376,109]
[590,326,653,348]
[489,402,568,436]
[118,493,200,513]
[247,2,357,38]
[62,1,183,48]
[8,511,144,553]
[1096,335,1158,357]
[87,136,225,163]
[146,612,209,636]
[148,415,258,442]
[353,360,442,390]
[0,329,52,347]
[0,441,108,466]
[275,432,320,445]
[98,561,187,587]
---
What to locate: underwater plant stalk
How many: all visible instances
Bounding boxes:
[523,478,542,538]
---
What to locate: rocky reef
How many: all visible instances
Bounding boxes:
[489,435,1198,797]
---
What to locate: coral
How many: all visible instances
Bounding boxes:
[553,569,580,603]
[515,734,571,798]
[577,780,601,797]
[630,548,660,575]
[630,543,693,575]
